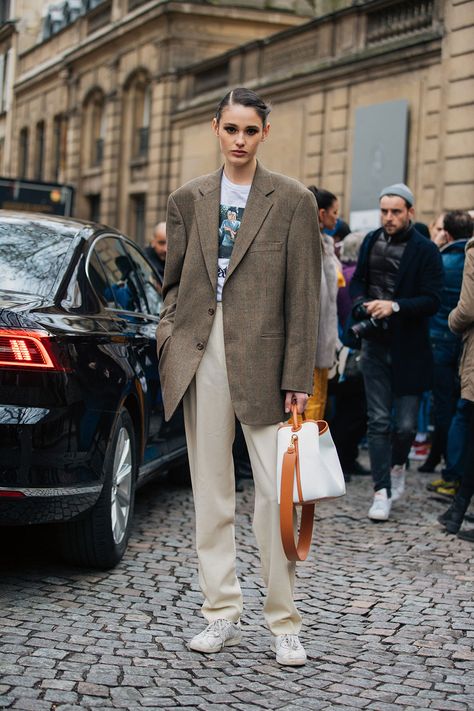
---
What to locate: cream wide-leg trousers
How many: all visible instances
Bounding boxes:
[183,304,301,635]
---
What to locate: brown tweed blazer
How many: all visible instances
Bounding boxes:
[156,162,321,425]
[449,237,474,403]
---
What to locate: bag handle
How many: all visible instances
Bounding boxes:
[290,402,305,430]
[280,432,315,562]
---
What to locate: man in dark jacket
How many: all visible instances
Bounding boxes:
[420,211,472,484]
[350,183,443,521]
[145,222,167,282]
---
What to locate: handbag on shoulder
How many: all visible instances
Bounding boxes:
[277,404,346,561]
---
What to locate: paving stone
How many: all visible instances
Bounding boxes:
[1,466,473,709]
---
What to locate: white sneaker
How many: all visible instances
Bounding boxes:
[188,619,242,653]
[391,464,406,501]
[368,488,392,521]
[271,634,307,666]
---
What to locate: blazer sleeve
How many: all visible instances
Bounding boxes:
[280,189,321,394]
[449,247,474,335]
[156,194,187,354]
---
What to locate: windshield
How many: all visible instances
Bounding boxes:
[0,217,77,297]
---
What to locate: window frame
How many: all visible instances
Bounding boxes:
[86,234,161,320]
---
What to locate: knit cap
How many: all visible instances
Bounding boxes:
[379,183,414,206]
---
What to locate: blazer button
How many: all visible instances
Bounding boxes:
[208,308,215,316]
[197,342,204,350]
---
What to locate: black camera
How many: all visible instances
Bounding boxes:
[349,302,388,342]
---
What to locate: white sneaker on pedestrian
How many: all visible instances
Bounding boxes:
[391,464,406,502]
[368,488,392,521]
[271,634,307,666]
[188,619,242,653]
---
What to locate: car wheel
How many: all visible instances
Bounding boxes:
[60,409,136,569]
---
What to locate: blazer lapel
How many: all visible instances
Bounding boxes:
[225,163,275,281]
[195,168,222,289]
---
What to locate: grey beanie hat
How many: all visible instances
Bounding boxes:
[379,183,414,206]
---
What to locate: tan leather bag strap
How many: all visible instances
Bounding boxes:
[280,440,315,562]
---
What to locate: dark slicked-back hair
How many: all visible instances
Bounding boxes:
[215,87,271,127]
[444,211,474,241]
[307,186,337,211]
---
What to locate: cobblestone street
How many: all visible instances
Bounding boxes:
[1,464,473,711]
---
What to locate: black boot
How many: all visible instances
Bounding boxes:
[457,528,474,542]
[418,431,443,473]
[439,493,470,534]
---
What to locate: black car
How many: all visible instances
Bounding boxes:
[0,212,187,568]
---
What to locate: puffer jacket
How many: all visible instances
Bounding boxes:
[449,237,474,403]
[430,238,468,343]
[315,235,340,369]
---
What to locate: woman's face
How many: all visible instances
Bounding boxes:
[319,199,339,231]
[212,103,269,171]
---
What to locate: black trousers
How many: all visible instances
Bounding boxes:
[331,377,367,471]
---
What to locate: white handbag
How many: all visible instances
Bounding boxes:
[277,404,346,561]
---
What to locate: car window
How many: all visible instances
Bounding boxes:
[124,243,163,316]
[0,218,75,297]
[92,237,146,313]
[87,250,116,308]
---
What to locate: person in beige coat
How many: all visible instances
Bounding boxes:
[439,228,474,541]
[305,186,342,420]
[157,88,321,665]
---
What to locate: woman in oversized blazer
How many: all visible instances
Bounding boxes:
[157,88,321,666]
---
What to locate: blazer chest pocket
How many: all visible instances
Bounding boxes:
[248,241,283,253]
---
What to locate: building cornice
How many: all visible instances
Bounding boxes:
[174,30,442,125]
[15,1,306,92]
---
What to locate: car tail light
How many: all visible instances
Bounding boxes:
[0,329,64,370]
[0,490,26,498]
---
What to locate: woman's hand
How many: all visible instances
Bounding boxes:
[284,391,308,414]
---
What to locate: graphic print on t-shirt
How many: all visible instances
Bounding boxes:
[219,205,243,258]
[217,204,244,298]
[217,173,250,301]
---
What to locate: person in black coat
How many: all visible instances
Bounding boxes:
[348,183,443,521]
[144,222,167,282]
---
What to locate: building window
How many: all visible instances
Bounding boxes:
[34,121,45,180]
[88,194,101,222]
[0,51,10,113]
[53,114,68,181]
[130,79,151,160]
[83,89,106,169]
[87,0,111,34]
[0,1,11,24]
[130,194,146,245]
[194,61,229,96]
[91,96,105,166]
[19,127,29,178]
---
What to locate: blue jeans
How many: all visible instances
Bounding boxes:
[443,398,470,481]
[360,340,420,496]
[430,339,461,461]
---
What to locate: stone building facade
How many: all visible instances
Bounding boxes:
[5,0,312,242]
[4,0,474,239]
[0,1,46,174]
[169,0,474,226]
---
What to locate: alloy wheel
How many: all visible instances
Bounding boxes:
[110,427,133,545]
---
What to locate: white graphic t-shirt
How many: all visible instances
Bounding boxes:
[217,173,251,301]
